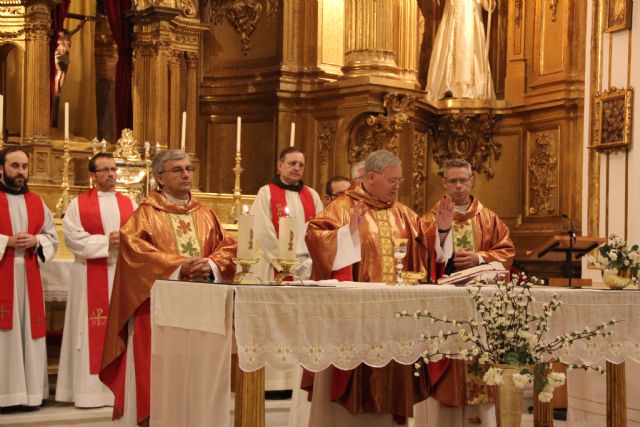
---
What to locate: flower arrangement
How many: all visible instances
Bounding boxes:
[397,274,617,402]
[587,234,640,282]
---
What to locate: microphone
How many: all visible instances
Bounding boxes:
[561,213,576,240]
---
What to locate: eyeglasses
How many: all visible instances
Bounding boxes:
[373,171,405,185]
[159,166,194,175]
[443,177,472,185]
[94,167,118,174]
[284,161,305,168]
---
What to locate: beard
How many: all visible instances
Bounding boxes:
[4,173,28,190]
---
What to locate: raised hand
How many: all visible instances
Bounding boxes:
[436,195,454,231]
[349,201,367,235]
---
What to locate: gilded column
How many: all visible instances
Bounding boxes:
[606,362,627,427]
[185,52,198,155]
[395,0,419,86]
[168,50,181,149]
[23,0,51,144]
[342,0,399,78]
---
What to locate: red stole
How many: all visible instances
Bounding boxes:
[268,183,316,233]
[78,189,134,374]
[0,191,46,339]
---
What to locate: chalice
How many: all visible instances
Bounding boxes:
[393,238,409,285]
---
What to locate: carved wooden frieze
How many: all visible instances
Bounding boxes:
[412,132,427,213]
[430,113,501,180]
[348,93,415,162]
[205,0,279,55]
[528,133,557,216]
[317,120,338,166]
[515,0,524,27]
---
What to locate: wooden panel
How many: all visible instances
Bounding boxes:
[525,127,561,219]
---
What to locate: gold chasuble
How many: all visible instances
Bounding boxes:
[306,184,428,422]
[100,191,237,423]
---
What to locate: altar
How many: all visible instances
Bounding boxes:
[149,280,640,427]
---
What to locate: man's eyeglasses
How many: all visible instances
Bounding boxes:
[94,167,118,174]
[373,171,405,185]
[159,166,194,175]
[284,161,305,168]
[443,177,472,185]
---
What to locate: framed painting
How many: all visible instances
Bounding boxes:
[589,87,633,153]
[604,0,633,33]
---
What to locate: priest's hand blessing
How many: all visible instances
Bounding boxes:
[435,196,455,231]
[7,232,38,249]
[180,257,212,281]
[349,201,367,235]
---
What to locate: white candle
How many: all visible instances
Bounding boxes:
[236,116,242,153]
[278,212,296,261]
[180,111,186,151]
[289,122,295,147]
[0,95,4,137]
[64,102,69,141]
[237,206,255,259]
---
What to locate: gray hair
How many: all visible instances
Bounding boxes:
[364,150,401,174]
[350,160,366,179]
[442,158,472,176]
[152,150,190,177]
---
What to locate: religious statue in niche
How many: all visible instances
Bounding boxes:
[424,0,496,101]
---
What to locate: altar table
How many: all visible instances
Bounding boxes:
[150,280,640,427]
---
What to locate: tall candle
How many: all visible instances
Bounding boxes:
[180,111,186,151]
[278,214,296,261]
[236,116,242,152]
[289,122,295,147]
[237,206,255,259]
[64,102,69,141]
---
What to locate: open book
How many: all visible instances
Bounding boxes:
[436,263,510,285]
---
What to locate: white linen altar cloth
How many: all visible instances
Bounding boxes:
[150,280,232,427]
[234,283,640,372]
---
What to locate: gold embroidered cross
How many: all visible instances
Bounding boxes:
[276,204,283,218]
[0,304,7,320]
[89,308,108,326]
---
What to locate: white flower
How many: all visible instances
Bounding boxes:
[483,367,504,385]
[538,390,554,402]
[546,372,566,387]
[512,373,533,388]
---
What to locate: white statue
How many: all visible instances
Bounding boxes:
[425,0,496,101]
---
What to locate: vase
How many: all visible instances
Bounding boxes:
[602,270,632,289]
[494,365,526,427]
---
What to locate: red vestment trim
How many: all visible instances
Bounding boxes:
[268,183,316,234]
[0,191,46,338]
[78,189,134,374]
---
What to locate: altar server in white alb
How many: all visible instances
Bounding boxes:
[0,147,58,409]
[251,147,323,282]
[56,152,136,408]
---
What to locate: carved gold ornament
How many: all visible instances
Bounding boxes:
[604,0,632,32]
[206,0,279,55]
[113,128,142,161]
[412,133,426,213]
[430,113,501,180]
[348,93,415,162]
[589,87,633,153]
[528,133,557,216]
[317,121,338,166]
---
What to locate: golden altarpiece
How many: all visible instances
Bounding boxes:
[0,1,591,425]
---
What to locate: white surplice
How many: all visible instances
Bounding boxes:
[56,192,137,408]
[425,0,496,101]
[251,184,322,395]
[0,192,58,407]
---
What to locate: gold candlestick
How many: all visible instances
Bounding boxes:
[232,151,243,222]
[55,136,71,217]
[274,259,305,285]
[233,258,263,284]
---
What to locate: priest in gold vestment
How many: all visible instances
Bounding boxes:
[304,150,432,427]
[99,150,237,426]
[416,158,514,427]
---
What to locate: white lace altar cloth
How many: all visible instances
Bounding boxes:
[40,259,73,302]
[234,283,640,372]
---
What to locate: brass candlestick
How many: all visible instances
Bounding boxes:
[55,136,71,217]
[232,151,243,222]
[274,259,305,285]
[233,258,263,284]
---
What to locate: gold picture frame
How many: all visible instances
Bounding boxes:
[604,0,633,33]
[589,87,633,153]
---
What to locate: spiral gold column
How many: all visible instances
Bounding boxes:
[342,0,399,78]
